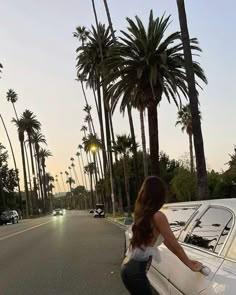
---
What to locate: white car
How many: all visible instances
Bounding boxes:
[125,199,236,295]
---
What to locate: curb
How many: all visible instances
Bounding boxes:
[106,217,128,228]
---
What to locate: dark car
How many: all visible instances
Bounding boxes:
[0,210,19,225]
[93,204,105,218]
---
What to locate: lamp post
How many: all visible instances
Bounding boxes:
[90,144,115,217]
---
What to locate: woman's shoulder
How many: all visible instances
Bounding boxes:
[153,210,167,221]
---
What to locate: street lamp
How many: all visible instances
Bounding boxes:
[90,144,115,217]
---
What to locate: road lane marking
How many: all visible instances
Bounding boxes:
[0,220,54,241]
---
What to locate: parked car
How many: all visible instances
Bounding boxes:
[0,210,19,225]
[94,204,105,218]
[124,199,236,295]
[53,208,63,216]
[89,209,94,213]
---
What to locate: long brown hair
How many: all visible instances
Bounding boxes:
[130,176,166,249]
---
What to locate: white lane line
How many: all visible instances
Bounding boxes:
[0,220,54,241]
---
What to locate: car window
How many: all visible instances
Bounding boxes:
[185,207,233,254]
[161,206,198,239]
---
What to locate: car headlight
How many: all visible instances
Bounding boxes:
[53,211,56,214]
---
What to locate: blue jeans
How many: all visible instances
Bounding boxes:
[121,258,153,295]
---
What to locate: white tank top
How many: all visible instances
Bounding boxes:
[126,234,164,262]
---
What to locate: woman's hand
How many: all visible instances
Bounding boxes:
[187,260,203,272]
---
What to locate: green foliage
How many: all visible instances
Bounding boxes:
[171,167,197,202]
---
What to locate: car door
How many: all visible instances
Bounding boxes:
[199,228,236,295]
[168,206,233,295]
[148,205,199,295]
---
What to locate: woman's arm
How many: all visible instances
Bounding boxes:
[153,211,202,272]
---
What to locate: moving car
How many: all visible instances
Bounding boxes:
[124,199,236,295]
[0,210,19,225]
[93,204,105,218]
[53,208,63,216]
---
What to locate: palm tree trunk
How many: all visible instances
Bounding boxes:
[96,78,107,172]
[28,137,38,211]
[140,110,148,178]
[123,155,131,217]
[24,143,33,215]
[189,133,194,174]
[89,172,95,208]
[147,104,160,176]
[42,162,48,211]
[127,104,139,187]
[20,140,29,217]
[176,0,208,200]
[36,148,45,211]
[103,0,116,42]
[0,114,22,211]
[93,153,99,203]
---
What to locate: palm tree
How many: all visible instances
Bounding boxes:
[12,118,29,217]
[66,177,76,209]
[176,0,208,200]
[84,163,95,208]
[0,63,2,78]
[105,11,207,176]
[20,110,41,210]
[60,171,67,195]
[102,0,140,195]
[112,134,134,217]
[0,113,23,211]
[45,173,54,211]
[6,89,19,119]
[39,149,52,211]
[76,23,114,173]
[176,104,197,174]
[83,134,103,203]
[31,131,47,210]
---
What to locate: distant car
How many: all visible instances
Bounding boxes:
[94,204,105,218]
[0,210,19,225]
[89,209,94,213]
[53,208,63,216]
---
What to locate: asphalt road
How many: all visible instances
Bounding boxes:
[0,211,128,295]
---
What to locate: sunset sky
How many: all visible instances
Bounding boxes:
[1,0,236,190]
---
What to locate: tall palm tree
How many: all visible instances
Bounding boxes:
[112,134,134,217]
[176,0,208,200]
[20,110,41,210]
[84,163,95,208]
[39,149,52,211]
[66,176,76,209]
[60,172,67,193]
[83,134,103,203]
[102,0,140,192]
[6,89,19,119]
[12,118,29,217]
[45,173,54,211]
[0,114,23,211]
[176,105,195,173]
[31,131,47,210]
[5,89,24,209]
[105,11,207,176]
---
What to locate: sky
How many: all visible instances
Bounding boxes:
[0,0,236,190]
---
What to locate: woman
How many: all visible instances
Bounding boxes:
[121,176,202,295]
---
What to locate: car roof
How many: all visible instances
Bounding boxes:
[164,198,236,211]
